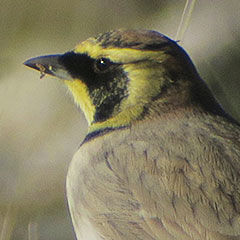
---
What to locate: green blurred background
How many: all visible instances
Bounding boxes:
[0,0,240,239]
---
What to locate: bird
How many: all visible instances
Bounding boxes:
[24,29,240,240]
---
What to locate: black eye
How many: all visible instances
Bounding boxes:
[95,58,113,72]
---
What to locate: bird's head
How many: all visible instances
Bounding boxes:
[24,29,221,134]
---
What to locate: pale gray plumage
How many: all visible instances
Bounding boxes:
[67,106,240,240]
[24,29,240,240]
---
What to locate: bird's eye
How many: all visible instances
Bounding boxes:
[95,58,113,72]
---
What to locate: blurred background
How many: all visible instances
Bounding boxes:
[0,0,240,239]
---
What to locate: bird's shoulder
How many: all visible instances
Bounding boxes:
[68,111,240,239]
[101,113,240,239]
[76,110,240,187]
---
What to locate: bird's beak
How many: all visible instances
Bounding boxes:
[24,54,72,80]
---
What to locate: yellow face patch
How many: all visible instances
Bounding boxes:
[123,62,165,106]
[64,79,95,124]
[74,39,163,64]
[67,36,170,133]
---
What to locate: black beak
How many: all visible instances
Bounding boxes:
[24,54,72,79]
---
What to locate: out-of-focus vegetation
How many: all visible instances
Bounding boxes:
[0,1,239,239]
